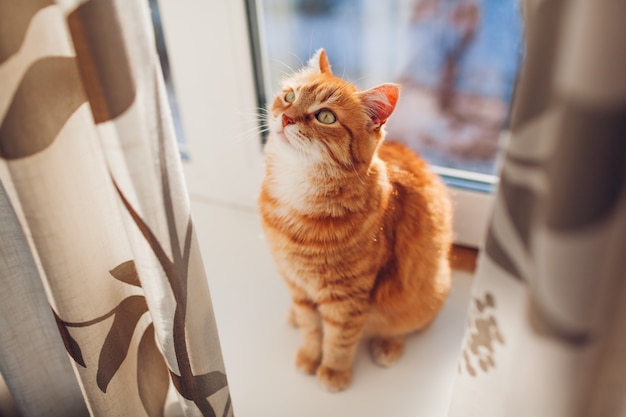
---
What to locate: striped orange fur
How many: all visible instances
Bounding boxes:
[258,49,453,391]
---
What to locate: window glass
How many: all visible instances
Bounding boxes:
[148,0,188,159]
[259,0,523,190]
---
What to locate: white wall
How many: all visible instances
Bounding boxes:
[159,0,264,208]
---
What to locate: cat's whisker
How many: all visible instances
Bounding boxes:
[238,123,268,132]
[286,50,304,69]
[255,105,271,114]
[232,107,271,138]
[279,71,293,80]
[232,106,271,117]
[237,117,269,127]
[233,109,269,116]
[234,114,270,135]
[340,57,347,81]
[237,123,270,134]
[236,124,269,139]
[271,57,297,76]
[236,117,268,126]
[234,126,270,144]
[307,37,314,62]
[349,75,370,87]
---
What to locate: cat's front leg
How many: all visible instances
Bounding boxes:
[286,283,323,375]
[293,301,323,374]
[317,298,369,391]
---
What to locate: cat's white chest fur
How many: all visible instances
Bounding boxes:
[264,131,328,213]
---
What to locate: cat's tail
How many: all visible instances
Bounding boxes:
[449,245,477,273]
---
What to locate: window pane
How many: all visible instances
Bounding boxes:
[258,0,523,190]
[148,0,188,159]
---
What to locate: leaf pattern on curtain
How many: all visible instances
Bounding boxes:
[0,0,232,415]
[69,0,232,413]
[98,64,231,416]
[138,324,170,417]
[96,295,149,392]
[67,0,136,123]
[0,56,85,158]
[52,261,170,416]
[112,151,231,417]
[53,238,231,417]
[110,260,142,287]
[0,0,53,63]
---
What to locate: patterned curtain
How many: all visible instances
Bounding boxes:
[0,1,232,416]
[448,1,626,416]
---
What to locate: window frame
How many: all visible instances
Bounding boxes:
[157,0,494,249]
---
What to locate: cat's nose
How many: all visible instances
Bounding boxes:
[282,114,295,128]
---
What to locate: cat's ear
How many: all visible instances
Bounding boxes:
[308,48,332,75]
[360,84,400,128]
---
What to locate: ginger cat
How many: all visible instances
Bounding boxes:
[258,49,452,391]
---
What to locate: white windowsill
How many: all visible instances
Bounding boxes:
[191,198,473,417]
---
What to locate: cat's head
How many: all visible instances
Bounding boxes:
[266,49,399,171]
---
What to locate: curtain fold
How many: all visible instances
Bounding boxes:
[0,179,89,417]
[448,1,626,416]
[0,1,232,416]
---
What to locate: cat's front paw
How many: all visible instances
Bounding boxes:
[295,346,321,375]
[316,365,352,392]
[369,336,405,367]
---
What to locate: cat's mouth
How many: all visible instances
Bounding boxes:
[275,129,287,141]
[273,117,303,148]
[275,128,294,146]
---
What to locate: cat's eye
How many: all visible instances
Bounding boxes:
[284,91,295,103]
[315,109,336,124]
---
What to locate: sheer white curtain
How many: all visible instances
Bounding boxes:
[0,1,231,416]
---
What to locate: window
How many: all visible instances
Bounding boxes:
[157,0,523,248]
[148,0,188,159]
[256,0,522,184]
